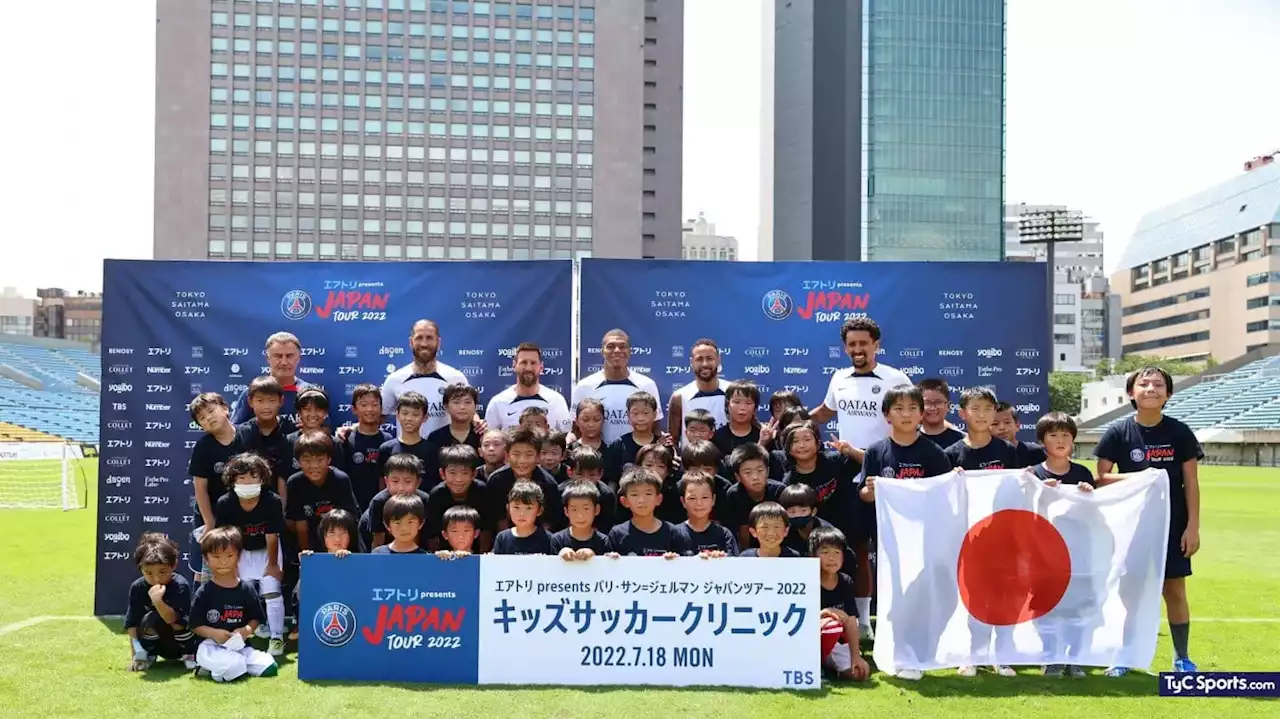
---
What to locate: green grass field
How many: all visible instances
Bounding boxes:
[1,460,1277,718]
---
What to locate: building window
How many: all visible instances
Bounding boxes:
[1053,293,1076,305]
[1123,287,1209,316]
[1246,271,1280,287]
[1122,309,1210,335]
[1122,331,1211,354]
[1053,314,1075,325]
[1246,319,1280,333]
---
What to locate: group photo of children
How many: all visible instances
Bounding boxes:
[125,317,1202,686]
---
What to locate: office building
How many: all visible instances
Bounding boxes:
[763,0,1005,262]
[0,288,37,337]
[0,288,103,346]
[1006,203,1108,370]
[681,212,738,261]
[1112,154,1280,362]
[155,0,683,263]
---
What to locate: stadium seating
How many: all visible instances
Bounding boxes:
[0,421,63,443]
[0,339,100,444]
[1095,356,1280,432]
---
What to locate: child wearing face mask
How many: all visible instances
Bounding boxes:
[213,452,288,657]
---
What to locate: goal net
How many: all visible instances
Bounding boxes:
[0,443,87,510]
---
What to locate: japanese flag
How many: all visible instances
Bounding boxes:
[872,468,1170,671]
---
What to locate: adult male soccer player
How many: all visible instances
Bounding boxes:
[230,332,314,426]
[667,338,730,447]
[484,342,573,432]
[807,317,911,641]
[572,329,664,443]
[380,319,469,436]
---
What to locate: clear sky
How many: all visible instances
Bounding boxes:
[2,0,1278,293]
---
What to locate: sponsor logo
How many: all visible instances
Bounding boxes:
[314,602,358,648]
[761,290,794,321]
[744,347,770,358]
[103,532,130,543]
[665,365,689,375]
[345,346,359,358]
[543,348,563,359]
[223,347,249,356]
[1016,348,1041,359]
[108,383,132,394]
[228,363,242,376]
[497,348,518,359]
[145,458,171,468]
[540,367,564,376]
[743,365,770,376]
[1130,448,1146,462]
[450,349,484,359]
[797,290,870,322]
[104,494,130,504]
[828,346,843,359]
[298,367,325,375]
[144,440,171,448]
[146,366,171,374]
[223,383,247,395]
[384,363,396,374]
[1014,403,1042,414]
[498,366,514,377]
[191,346,204,358]
[111,402,127,411]
[191,381,203,392]
[338,366,365,376]
[670,345,685,358]
[104,513,129,524]
[105,475,130,486]
[631,365,653,374]
[783,348,808,357]
[782,367,808,375]
[105,440,132,449]
[872,385,882,394]
[107,347,134,355]
[171,291,209,319]
[977,366,1002,377]
[144,496,170,505]
[146,385,173,393]
[145,421,172,431]
[108,365,132,375]
[1015,367,1042,377]
[105,457,130,467]
[900,366,925,377]
[282,289,313,320]
[142,515,170,523]
[938,367,963,377]
[103,551,131,561]
[976,348,1003,359]
[107,420,131,431]
[380,346,406,357]
[184,366,209,375]
[781,385,810,394]
[631,347,652,356]
[938,349,964,357]
[301,347,326,357]
[146,403,172,411]
[1016,385,1039,395]
[148,347,172,356]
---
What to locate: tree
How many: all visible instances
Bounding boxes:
[1049,371,1088,416]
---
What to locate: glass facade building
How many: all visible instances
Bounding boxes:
[156,0,684,262]
[768,0,1006,262]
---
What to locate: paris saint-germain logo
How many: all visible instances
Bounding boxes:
[313,602,357,648]
[281,290,313,321]
[1130,448,1146,463]
[762,290,793,321]
[352,452,365,465]
[880,467,896,478]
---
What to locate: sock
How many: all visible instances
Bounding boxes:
[1169,621,1190,660]
[854,597,872,627]
[265,594,286,638]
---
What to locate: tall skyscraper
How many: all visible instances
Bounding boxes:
[155,0,683,263]
[763,0,1005,261]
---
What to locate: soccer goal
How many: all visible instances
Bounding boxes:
[0,442,87,510]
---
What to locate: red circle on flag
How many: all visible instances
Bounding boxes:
[957,509,1071,626]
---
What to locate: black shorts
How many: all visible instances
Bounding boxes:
[1165,515,1192,579]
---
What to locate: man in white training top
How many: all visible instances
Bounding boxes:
[668,337,730,447]
[572,329,663,444]
[484,342,572,433]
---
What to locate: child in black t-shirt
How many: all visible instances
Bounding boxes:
[860,384,954,484]
[214,453,287,656]
[426,444,491,552]
[425,384,483,476]
[564,445,618,531]
[438,505,480,559]
[764,389,803,452]
[124,533,198,671]
[567,396,606,458]
[366,453,432,551]
[994,401,1048,464]
[486,427,564,532]
[295,509,358,639]
[672,470,737,556]
[235,376,293,503]
[638,442,687,525]
[378,391,438,489]
[188,392,241,549]
[285,431,359,553]
[682,409,717,447]
[371,494,429,554]
[739,502,800,558]
[337,383,393,513]
[478,429,509,481]
[539,430,572,484]
[723,442,785,550]
[607,391,667,482]
[552,481,613,559]
[780,483,854,567]
[607,468,691,557]
[286,387,331,472]
[190,527,278,682]
[812,526,870,681]
[1094,366,1203,677]
[944,387,1037,472]
[918,378,966,450]
[493,482,553,555]
[713,380,765,459]
[1032,412,1095,492]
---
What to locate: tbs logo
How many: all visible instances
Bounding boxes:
[743,365,770,376]
[976,348,1003,359]
[900,366,925,378]
[103,532,131,543]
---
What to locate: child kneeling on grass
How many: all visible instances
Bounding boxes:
[124,533,198,671]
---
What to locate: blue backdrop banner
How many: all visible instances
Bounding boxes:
[299,554,821,688]
[95,260,572,615]
[577,258,1050,437]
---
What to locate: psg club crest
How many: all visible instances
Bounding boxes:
[880,467,896,478]
[1130,448,1146,462]
[761,290,793,321]
[313,602,357,648]
[281,290,313,321]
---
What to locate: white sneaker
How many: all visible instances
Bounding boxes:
[957,665,978,677]
[995,664,1017,677]
[858,623,875,643]
[894,668,923,681]
[268,638,285,657]
[255,624,271,639]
